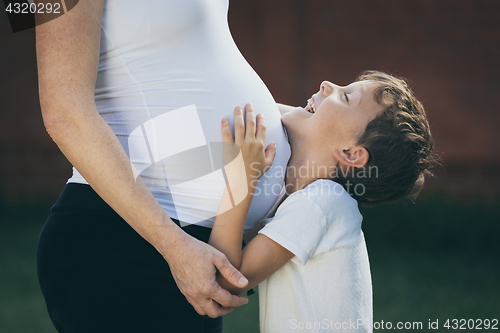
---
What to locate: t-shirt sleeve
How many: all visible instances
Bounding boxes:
[258,193,327,265]
[258,180,363,266]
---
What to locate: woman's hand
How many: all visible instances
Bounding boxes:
[222,103,276,189]
[164,229,249,318]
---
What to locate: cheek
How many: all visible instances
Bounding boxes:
[320,116,358,143]
[347,120,368,143]
[316,110,340,131]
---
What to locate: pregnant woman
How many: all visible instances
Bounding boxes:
[35,0,290,332]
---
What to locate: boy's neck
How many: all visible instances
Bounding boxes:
[283,123,339,194]
[285,154,335,195]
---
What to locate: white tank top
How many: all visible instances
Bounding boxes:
[68,0,291,230]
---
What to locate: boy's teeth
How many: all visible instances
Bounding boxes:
[306,99,315,113]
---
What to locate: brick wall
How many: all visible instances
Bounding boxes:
[1,0,499,204]
[228,0,500,199]
[0,13,72,204]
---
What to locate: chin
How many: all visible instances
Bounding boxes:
[281,112,307,142]
[281,114,292,132]
[283,107,310,122]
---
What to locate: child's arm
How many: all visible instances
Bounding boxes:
[217,234,295,295]
[209,103,275,268]
[209,104,295,295]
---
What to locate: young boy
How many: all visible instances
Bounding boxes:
[209,71,435,332]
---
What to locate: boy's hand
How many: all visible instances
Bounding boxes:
[221,104,276,186]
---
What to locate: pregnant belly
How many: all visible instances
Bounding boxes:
[112,66,291,230]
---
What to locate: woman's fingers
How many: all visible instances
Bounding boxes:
[244,103,256,140]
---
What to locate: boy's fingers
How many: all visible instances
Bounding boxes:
[255,113,267,142]
[221,117,233,143]
[265,143,277,168]
[244,103,256,140]
[234,106,244,144]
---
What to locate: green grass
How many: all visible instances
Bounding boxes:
[361,196,500,331]
[1,196,499,333]
[0,203,56,333]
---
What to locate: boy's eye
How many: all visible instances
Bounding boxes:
[344,92,349,102]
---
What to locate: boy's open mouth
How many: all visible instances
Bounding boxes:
[305,98,316,114]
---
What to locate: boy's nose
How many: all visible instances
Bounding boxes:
[320,81,339,96]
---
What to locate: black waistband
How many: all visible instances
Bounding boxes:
[54,183,116,214]
[55,183,199,232]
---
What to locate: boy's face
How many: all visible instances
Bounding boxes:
[282,80,384,152]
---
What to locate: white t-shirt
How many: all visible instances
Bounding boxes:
[258,179,373,333]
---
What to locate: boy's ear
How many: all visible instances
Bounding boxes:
[332,145,369,168]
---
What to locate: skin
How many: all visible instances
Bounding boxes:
[209,81,384,295]
[35,0,248,318]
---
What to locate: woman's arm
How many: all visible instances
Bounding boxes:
[35,1,248,318]
[209,104,293,295]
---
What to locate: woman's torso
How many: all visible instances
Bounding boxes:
[68,0,291,230]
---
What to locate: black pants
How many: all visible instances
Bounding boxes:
[37,183,223,333]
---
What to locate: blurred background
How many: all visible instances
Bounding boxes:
[1,0,499,332]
